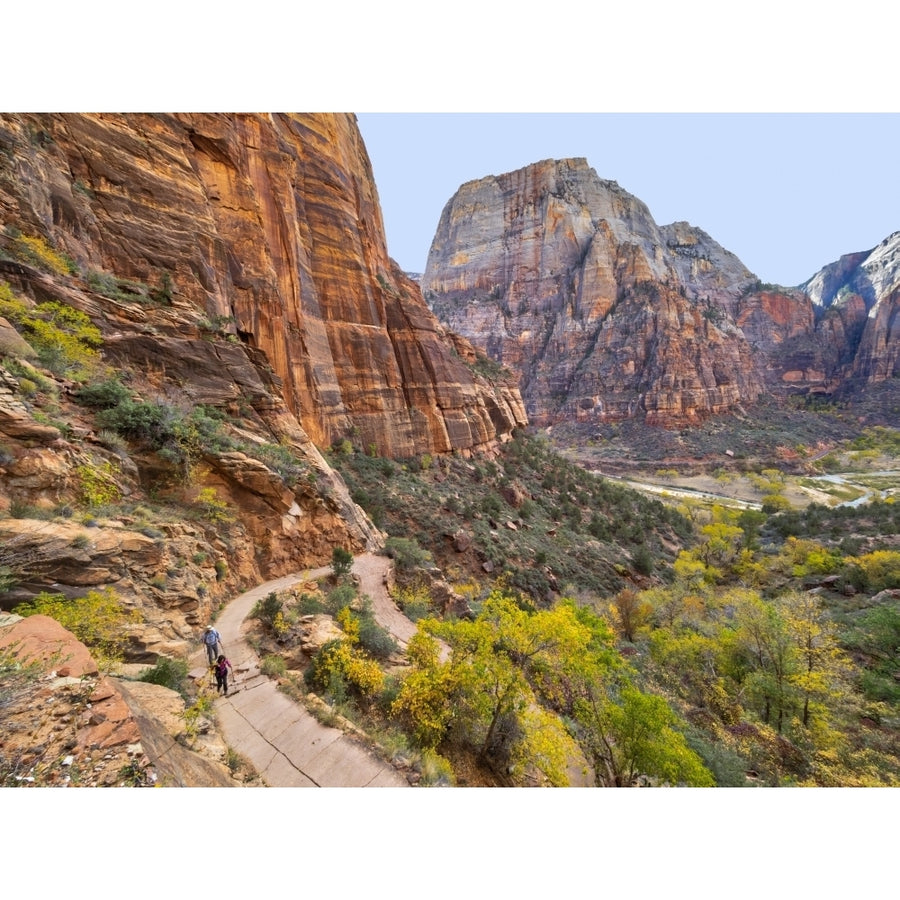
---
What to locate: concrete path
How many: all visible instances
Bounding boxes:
[352,552,418,649]
[195,563,409,787]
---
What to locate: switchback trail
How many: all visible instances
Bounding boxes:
[193,554,411,787]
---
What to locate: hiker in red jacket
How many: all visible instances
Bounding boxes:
[214,654,233,696]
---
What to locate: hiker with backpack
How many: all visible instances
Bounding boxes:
[214,654,233,696]
[202,625,222,664]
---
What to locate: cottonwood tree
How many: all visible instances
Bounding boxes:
[725,589,850,739]
[728,591,798,733]
[608,588,652,642]
[393,593,586,784]
[776,589,852,730]
[393,591,712,786]
[572,683,715,787]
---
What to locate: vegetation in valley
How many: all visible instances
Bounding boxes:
[330,430,692,604]
[314,425,900,786]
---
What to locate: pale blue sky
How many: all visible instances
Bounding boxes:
[357,113,900,287]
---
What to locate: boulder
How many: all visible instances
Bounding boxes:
[0,613,98,677]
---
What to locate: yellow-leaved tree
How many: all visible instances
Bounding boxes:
[13,588,141,671]
[393,590,713,786]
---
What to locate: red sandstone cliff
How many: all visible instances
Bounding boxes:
[800,232,900,386]
[0,113,525,458]
[422,158,765,426]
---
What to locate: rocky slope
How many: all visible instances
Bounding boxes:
[422,158,899,426]
[0,612,241,786]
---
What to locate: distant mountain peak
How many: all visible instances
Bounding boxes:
[424,157,900,425]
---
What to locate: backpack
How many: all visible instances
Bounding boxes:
[205,630,218,646]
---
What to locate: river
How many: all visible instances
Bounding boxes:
[599,471,900,511]
[816,471,900,507]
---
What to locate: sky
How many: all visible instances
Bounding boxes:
[357,113,900,287]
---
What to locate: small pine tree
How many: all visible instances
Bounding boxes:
[331,546,353,579]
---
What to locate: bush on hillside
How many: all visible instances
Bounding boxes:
[138,657,190,698]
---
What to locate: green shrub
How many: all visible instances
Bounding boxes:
[197,314,235,336]
[260,654,287,678]
[9,501,54,520]
[325,582,356,616]
[383,536,432,573]
[9,233,76,276]
[95,398,176,447]
[94,399,237,471]
[138,657,190,698]
[2,359,54,393]
[16,377,38,397]
[297,592,326,615]
[633,545,655,576]
[255,442,307,484]
[0,283,101,375]
[87,270,167,306]
[75,461,122,507]
[96,429,127,451]
[73,377,131,409]
[394,583,433,622]
[418,749,456,786]
[331,546,353,579]
[195,487,233,523]
[306,639,383,701]
[12,587,140,670]
[357,616,398,660]
[0,565,17,594]
[180,695,213,745]
[251,591,284,631]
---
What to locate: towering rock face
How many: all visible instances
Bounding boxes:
[422,158,764,426]
[0,113,525,458]
[422,158,899,425]
[800,232,900,385]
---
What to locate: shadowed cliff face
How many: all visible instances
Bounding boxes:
[800,232,900,386]
[422,158,899,426]
[0,113,525,457]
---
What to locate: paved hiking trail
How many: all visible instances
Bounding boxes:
[193,553,411,787]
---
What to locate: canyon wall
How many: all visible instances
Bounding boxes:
[0,113,525,458]
[422,157,899,426]
[0,113,525,642]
